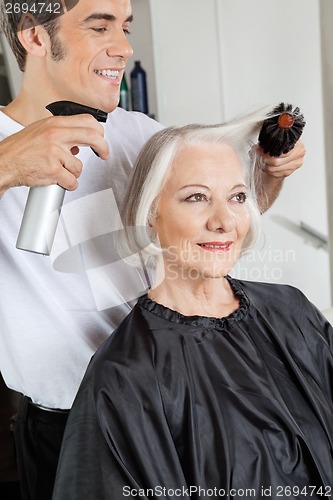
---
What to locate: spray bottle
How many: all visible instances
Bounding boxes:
[16,101,107,255]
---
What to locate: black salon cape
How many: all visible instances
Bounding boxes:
[53,278,333,500]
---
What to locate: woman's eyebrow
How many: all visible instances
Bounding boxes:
[178,183,247,191]
[178,184,210,191]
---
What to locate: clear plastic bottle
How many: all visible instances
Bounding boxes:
[130,61,149,114]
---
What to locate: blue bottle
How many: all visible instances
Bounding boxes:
[130,61,149,114]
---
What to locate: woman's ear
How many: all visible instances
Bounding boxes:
[148,200,159,228]
[148,211,159,229]
[17,14,48,58]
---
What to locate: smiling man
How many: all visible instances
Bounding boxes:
[4,0,134,117]
[0,1,306,499]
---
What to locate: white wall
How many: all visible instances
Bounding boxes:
[149,0,224,125]
[320,0,333,298]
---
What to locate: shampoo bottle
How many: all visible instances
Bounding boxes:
[130,61,149,114]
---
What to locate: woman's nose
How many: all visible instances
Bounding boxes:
[206,202,236,233]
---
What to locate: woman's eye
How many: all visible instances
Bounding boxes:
[230,192,247,203]
[185,193,208,202]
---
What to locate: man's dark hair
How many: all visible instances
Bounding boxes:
[0,1,78,70]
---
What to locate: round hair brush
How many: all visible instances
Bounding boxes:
[258,103,305,157]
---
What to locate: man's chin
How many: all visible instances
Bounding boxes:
[64,95,118,114]
[88,92,120,114]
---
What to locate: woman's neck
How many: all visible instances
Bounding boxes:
[148,273,239,318]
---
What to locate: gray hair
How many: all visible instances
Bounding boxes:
[119,106,276,266]
[0,0,64,71]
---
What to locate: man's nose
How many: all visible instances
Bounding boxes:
[106,31,133,61]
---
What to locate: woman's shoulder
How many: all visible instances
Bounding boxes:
[230,276,306,306]
[232,277,333,348]
[96,302,153,354]
[75,303,162,406]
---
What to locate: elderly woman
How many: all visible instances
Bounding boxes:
[53,110,333,500]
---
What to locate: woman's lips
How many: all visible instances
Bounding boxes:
[197,242,233,252]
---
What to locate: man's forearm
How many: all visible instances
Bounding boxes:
[254,139,306,213]
[255,167,284,213]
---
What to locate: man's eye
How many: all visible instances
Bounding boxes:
[92,27,107,33]
[230,192,247,203]
[123,27,131,35]
[185,193,208,202]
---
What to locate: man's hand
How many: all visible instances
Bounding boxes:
[0,114,109,197]
[258,139,306,178]
[255,139,306,212]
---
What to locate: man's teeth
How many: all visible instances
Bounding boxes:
[95,69,119,78]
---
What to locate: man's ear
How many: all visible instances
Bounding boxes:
[17,14,48,58]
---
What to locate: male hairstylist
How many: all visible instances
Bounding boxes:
[0,1,305,499]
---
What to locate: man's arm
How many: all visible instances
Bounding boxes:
[0,114,109,197]
[255,139,306,213]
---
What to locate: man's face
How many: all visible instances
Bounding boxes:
[43,0,133,112]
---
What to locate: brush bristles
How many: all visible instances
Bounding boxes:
[258,103,306,157]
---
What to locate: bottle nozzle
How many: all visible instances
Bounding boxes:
[46,101,107,123]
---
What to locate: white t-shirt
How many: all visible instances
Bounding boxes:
[0,107,163,408]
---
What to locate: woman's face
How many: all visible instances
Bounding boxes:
[153,141,251,280]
